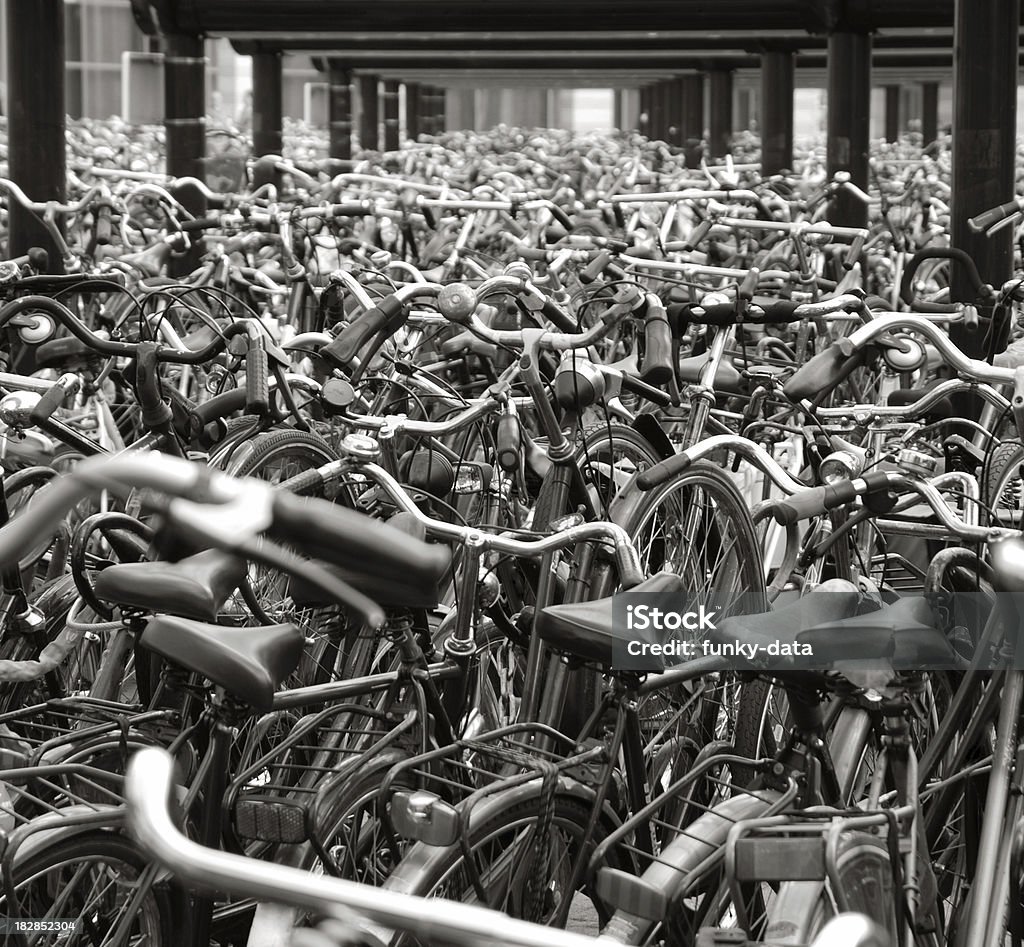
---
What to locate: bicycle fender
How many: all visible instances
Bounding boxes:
[630,412,675,461]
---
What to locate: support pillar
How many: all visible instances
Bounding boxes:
[613,89,625,131]
[6,0,65,269]
[639,84,652,137]
[827,30,872,228]
[761,50,794,175]
[652,81,668,142]
[358,75,379,151]
[328,64,353,160]
[665,77,683,146]
[950,0,1019,360]
[164,33,206,275]
[251,50,282,159]
[680,73,704,167]
[420,86,437,135]
[884,84,900,142]
[921,81,939,146]
[436,88,447,133]
[382,80,400,151]
[708,67,734,159]
[404,82,420,140]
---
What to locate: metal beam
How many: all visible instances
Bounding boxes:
[382,80,400,150]
[5,0,65,270]
[328,63,353,159]
[680,74,704,166]
[708,67,734,158]
[884,84,900,141]
[133,1,994,37]
[404,82,420,140]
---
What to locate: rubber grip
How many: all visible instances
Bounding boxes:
[332,203,372,218]
[496,414,522,471]
[963,304,980,332]
[541,297,578,333]
[682,218,714,252]
[270,492,451,586]
[193,387,248,426]
[578,250,613,285]
[321,297,403,368]
[968,200,1021,233]
[94,204,113,246]
[772,480,861,527]
[843,232,866,271]
[245,345,270,415]
[420,205,437,230]
[548,204,574,231]
[276,467,325,497]
[640,302,674,386]
[28,383,69,424]
[755,300,803,324]
[667,302,740,326]
[783,342,863,403]
[636,451,693,492]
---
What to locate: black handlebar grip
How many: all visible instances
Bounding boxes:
[134,341,173,428]
[496,414,522,471]
[783,341,864,403]
[578,249,613,285]
[270,492,451,587]
[968,200,1021,233]
[636,451,693,492]
[682,217,714,252]
[541,297,579,333]
[28,382,70,425]
[332,203,373,218]
[756,300,803,324]
[843,232,867,271]
[667,302,741,326]
[640,302,674,387]
[276,467,325,497]
[420,204,437,230]
[321,295,405,368]
[245,344,270,416]
[900,247,989,307]
[548,204,574,231]
[772,480,861,526]
[94,204,113,246]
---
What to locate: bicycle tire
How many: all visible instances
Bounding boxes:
[0,830,175,946]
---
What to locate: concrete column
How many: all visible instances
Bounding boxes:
[827,30,872,227]
[639,84,652,137]
[358,74,379,150]
[6,0,65,268]
[251,50,282,158]
[404,82,420,140]
[921,81,939,146]
[328,64,353,159]
[382,80,400,150]
[761,51,794,174]
[950,0,1019,360]
[708,67,734,159]
[884,84,900,142]
[665,77,683,146]
[680,73,705,167]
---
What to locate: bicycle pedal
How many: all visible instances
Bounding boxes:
[234,794,308,843]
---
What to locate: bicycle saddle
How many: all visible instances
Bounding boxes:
[439,330,498,360]
[140,615,303,712]
[537,571,686,669]
[93,548,247,621]
[288,512,450,610]
[676,353,743,393]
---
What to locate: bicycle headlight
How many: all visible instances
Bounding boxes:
[819,449,864,484]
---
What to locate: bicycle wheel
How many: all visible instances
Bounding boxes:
[985,439,1024,528]
[383,792,622,943]
[609,461,768,769]
[575,422,665,518]
[0,830,174,946]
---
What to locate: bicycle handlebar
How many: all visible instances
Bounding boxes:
[968,199,1022,233]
